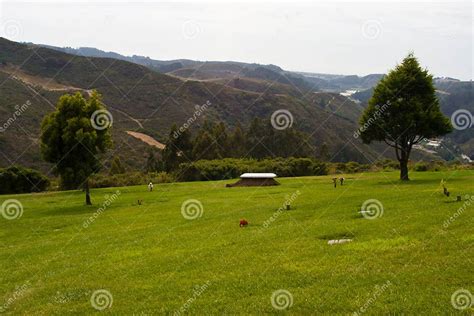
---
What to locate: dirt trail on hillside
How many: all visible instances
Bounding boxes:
[83,90,144,129]
[113,108,144,129]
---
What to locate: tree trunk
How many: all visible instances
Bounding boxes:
[399,159,409,181]
[84,180,92,205]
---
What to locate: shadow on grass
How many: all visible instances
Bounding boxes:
[443,199,469,204]
[376,178,440,186]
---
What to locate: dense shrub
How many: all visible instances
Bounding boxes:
[414,162,429,171]
[89,171,174,188]
[447,161,474,170]
[0,166,50,194]
[150,172,174,184]
[176,158,327,181]
[374,159,400,171]
[412,160,447,172]
[428,161,447,171]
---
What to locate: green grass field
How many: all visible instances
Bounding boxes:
[1,171,473,314]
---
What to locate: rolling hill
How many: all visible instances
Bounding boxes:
[36,43,383,93]
[3,38,469,175]
[1,37,394,173]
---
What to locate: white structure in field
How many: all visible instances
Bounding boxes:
[227,173,279,187]
[240,173,277,179]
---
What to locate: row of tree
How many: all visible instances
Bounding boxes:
[146,119,330,172]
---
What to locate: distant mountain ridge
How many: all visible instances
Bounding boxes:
[34,43,388,92]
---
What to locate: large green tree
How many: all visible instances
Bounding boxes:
[359,54,452,180]
[40,91,112,204]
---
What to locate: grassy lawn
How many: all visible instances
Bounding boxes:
[1,170,473,314]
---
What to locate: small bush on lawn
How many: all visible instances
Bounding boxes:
[374,159,400,171]
[414,162,429,171]
[149,172,174,184]
[0,166,50,194]
[427,160,447,171]
[412,160,447,172]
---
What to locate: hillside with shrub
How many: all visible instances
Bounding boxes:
[1,38,466,179]
[0,37,397,174]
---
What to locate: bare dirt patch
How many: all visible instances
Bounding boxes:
[126,131,165,149]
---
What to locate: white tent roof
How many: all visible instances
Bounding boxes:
[240,173,277,179]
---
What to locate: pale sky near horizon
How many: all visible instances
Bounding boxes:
[0,0,472,80]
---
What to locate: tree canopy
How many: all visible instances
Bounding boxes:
[159,118,316,172]
[359,53,452,180]
[40,91,112,204]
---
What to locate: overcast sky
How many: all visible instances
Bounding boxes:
[0,0,472,80]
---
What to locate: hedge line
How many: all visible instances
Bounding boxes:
[0,166,50,194]
[176,158,328,181]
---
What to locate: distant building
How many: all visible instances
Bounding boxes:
[426,139,441,147]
